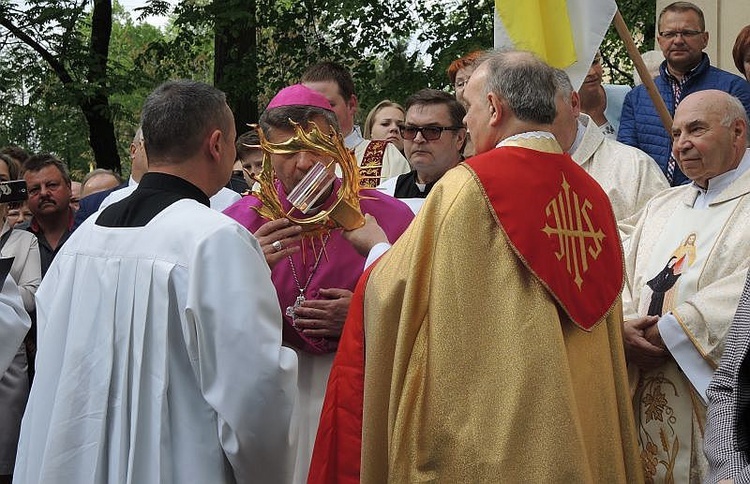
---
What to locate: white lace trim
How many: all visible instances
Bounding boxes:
[497,131,556,147]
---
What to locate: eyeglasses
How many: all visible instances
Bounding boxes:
[659,30,703,39]
[399,125,463,141]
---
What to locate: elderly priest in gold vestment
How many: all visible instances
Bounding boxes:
[623,90,750,484]
[308,51,643,484]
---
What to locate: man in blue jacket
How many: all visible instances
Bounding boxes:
[618,1,750,186]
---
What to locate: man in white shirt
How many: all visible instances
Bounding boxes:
[99,126,240,213]
[14,80,298,484]
[550,69,668,226]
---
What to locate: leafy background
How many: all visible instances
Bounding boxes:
[0,0,654,179]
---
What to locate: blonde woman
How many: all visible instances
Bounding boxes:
[364,100,405,153]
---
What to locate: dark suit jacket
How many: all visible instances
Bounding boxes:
[72,182,128,231]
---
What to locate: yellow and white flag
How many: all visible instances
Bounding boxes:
[494,0,617,90]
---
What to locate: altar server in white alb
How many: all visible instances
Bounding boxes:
[14,80,298,484]
[622,89,750,484]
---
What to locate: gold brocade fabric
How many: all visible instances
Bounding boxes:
[358,140,388,188]
[360,162,643,483]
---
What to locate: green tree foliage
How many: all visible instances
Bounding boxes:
[0,0,122,172]
[602,1,657,84]
[0,0,657,175]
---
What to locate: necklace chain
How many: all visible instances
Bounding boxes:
[288,233,331,296]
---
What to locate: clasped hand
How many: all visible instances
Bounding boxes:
[623,316,670,370]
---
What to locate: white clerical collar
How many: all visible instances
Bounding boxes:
[568,120,586,154]
[693,148,750,209]
[344,125,364,150]
[496,131,556,147]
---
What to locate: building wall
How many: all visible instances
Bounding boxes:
[656,0,750,76]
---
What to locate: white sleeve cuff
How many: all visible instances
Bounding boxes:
[658,313,714,404]
[365,242,391,269]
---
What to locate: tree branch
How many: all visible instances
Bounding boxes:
[0,17,73,85]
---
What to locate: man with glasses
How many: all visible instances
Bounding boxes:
[619,1,750,186]
[377,89,466,213]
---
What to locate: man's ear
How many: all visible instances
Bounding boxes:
[207,129,223,163]
[455,128,468,152]
[488,93,502,127]
[570,91,581,117]
[348,94,358,117]
[733,117,747,143]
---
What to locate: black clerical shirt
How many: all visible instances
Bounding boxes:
[96,172,210,228]
[393,171,434,199]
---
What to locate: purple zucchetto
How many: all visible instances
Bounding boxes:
[266,84,334,112]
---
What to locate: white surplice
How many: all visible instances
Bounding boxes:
[14,199,298,484]
[571,114,668,225]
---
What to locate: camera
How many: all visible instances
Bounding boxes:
[0,180,28,203]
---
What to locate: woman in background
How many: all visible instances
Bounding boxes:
[447,50,482,104]
[733,25,750,82]
[447,50,482,157]
[364,100,405,153]
[0,153,41,484]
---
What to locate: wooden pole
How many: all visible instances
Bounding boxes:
[612,9,673,133]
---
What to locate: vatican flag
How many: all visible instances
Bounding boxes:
[494,0,617,90]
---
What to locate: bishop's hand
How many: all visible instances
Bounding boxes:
[292,288,352,339]
[342,214,389,257]
[254,218,302,269]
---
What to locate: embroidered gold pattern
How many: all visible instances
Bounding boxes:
[643,384,668,423]
[636,374,680,483]
[541,174,606,289]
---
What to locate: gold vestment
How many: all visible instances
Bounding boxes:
[360,139,643,483]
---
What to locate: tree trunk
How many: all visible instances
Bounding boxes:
[80,95,121,172]
[86,0,120,173]
[214,0,258,134]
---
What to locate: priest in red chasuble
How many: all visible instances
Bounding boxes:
[308,51,643,483]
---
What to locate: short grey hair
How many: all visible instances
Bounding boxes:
[141,80,230,163]
[81,168,122,190]
[720,94,750,144]
[552,69,574,103]
[479,51,557,124]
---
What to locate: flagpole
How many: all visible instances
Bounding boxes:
[612,9,673,133]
